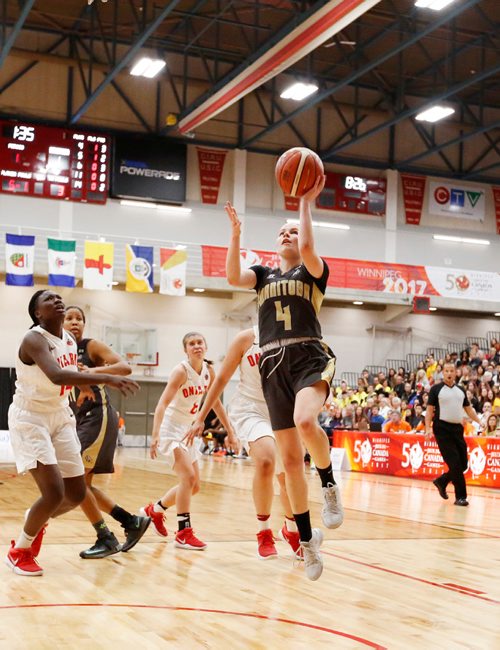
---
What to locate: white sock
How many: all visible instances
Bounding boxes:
[16,530,35,549]
[257,516,270,531]
[153,501,166,513]
[285,518,298,533]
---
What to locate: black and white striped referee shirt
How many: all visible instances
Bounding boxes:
[427,382,470,424]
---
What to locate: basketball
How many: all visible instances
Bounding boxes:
[275,147,324,197]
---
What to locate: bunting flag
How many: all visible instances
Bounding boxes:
[47,238,76,287]
[160,248,187,296]
[5,234,35,286]
[83,241,114,291]
[125,244,154,293]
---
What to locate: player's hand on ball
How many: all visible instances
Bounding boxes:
[301,173,325,202]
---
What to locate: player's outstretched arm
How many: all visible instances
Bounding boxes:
[21,331,138,397]
[83,339,132,376]
[184,329,253,446]
[298,174,326,279]
[225,201,257,288]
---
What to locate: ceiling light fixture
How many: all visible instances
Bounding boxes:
[414,0,456,10]
[286,219,350,230]
[415,105,455,123]
[353,301,364,305]
[429,307,437,311]
[130,57,166,78]
[193,288,205,293]
[120,200,191,215]
[280,82,318,101]
[433,234,490,245]
[494,313,500,317]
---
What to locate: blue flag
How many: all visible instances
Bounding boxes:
[5,234,35,286]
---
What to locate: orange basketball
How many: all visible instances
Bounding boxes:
[275,147,324,198]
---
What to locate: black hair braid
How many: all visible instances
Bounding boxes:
[28,290,47,327]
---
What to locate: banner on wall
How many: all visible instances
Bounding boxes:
[428,181,485,220]
[83,241,114,291]
[333,430,500,488]
[196,148,227,204]
[201,245,500,302]
[491,186,500,235]
[125,244,154,293]
[5,234,34,286]
[400,174,426,225]
[47,238,76,288]
[159,248,187,296]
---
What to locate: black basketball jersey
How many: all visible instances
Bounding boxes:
[70,338,109,416]
[250,259,329,346]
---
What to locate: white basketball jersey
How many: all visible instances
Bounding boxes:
[237,327,266,405]
[13,326,78,412]
[164,360,211,424]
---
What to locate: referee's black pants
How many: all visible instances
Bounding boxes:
[433,420,468,500]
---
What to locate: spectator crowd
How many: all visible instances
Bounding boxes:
[319,339,500,439]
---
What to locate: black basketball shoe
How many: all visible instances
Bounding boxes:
[121,515,151,553]
[80,532,122,559]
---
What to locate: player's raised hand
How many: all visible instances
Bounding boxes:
[301,173,325,203]
[225,201,241,237]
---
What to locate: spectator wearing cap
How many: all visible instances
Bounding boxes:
[383,410,412,434]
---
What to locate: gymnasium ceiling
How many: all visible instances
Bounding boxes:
[0,0,499,182]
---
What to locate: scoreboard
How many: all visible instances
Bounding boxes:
[0,120,109,204]
[317,172,386,215]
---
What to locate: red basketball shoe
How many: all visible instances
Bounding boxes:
[31,525,47,558]
[279,524,303,560]
[256,528,278,560]
[139,503,168,538]
[5,541,43,576]
[174,527,207,550]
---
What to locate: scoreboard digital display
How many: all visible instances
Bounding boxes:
[317,172,386,215]
[0,120,109,204]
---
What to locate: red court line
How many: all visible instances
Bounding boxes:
[442,583,486,595]
[324,551,499,605]
[0,603,386,648]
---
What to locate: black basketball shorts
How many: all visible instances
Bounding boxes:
[78,403,118,474]
[259,339,336,431]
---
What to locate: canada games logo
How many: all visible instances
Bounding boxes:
[360,439,373,465]
[468,446,486,478]
[409,442,424,471]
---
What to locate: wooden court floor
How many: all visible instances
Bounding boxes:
[0,449,498,649]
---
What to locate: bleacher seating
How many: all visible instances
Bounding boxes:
[466,336,489,350]
[487,331,500,346]
[365,365,387,376]
[341,372,359,387]
[447,342,463,353]
[427,347,447,359]
[386,359,407,372]
[406,353,426,369]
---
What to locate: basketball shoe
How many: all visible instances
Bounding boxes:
[121,515,151,553]
[300,529,324,581]
[279,525,303,560]
[79,532,122,559]
[321,484,344,529]
[256,529,277,560]
[174,527,207,550]
[139,503,168,538]
[5,541,43,576]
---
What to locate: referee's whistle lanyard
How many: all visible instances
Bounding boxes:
[261,347,286,380]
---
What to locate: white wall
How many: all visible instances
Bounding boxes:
[1,283,498,379]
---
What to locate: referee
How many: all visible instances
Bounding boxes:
[425,362,482,506]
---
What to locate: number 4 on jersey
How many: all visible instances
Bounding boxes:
[275,300,292,331]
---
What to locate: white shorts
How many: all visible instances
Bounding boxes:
[227,395,283,474]
[158,418,201,469]
[8,403,84,478]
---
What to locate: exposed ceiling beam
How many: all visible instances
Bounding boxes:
[70,1,182,124]
[175,0,381,135]
[0,0,36,70]
[240,0,482,149]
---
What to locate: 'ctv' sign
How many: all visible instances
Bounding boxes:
[428,181,485,220]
